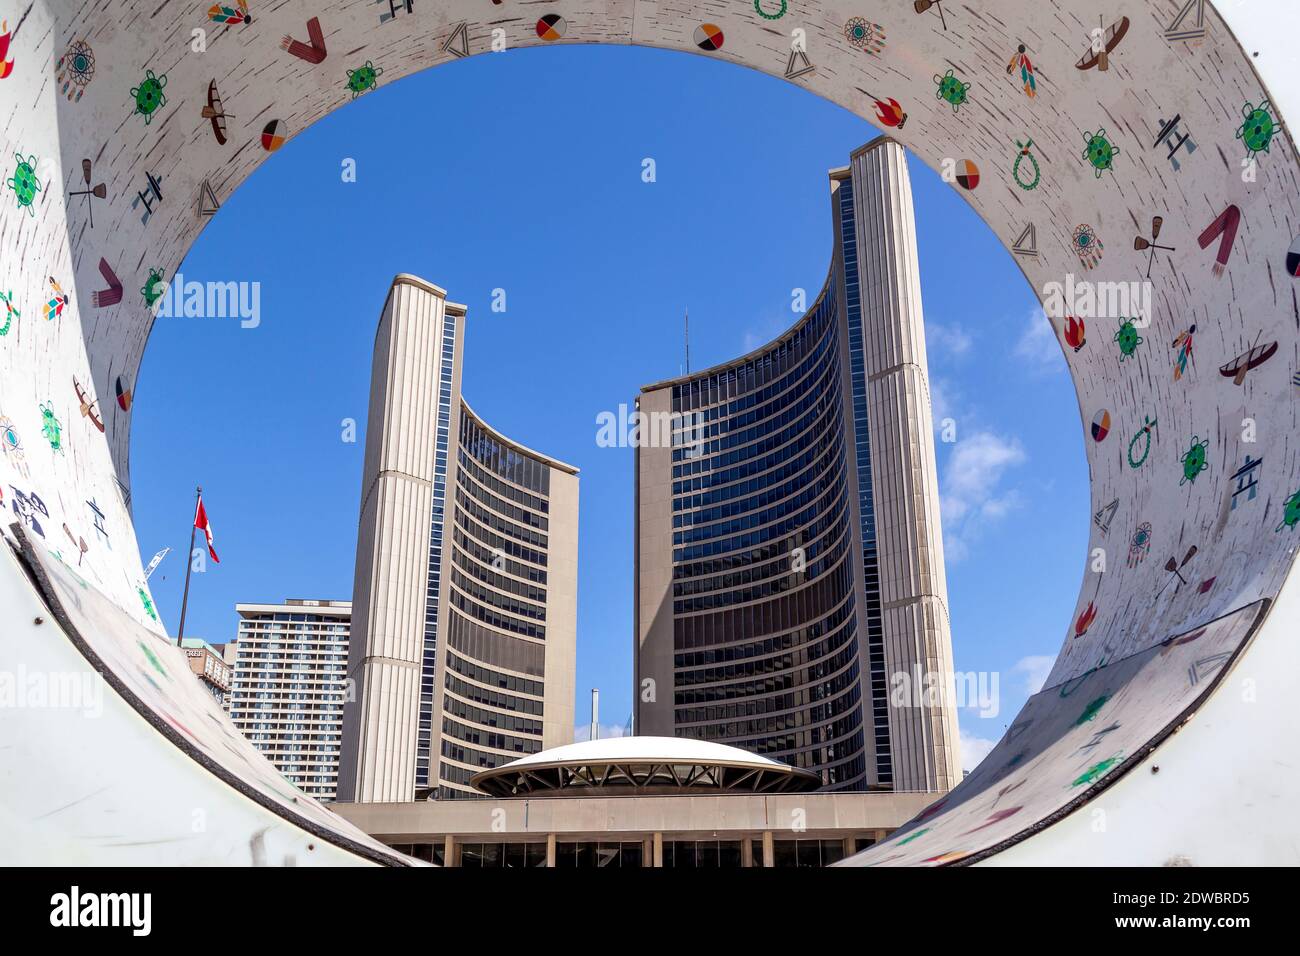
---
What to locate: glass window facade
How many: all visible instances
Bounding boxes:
[435,406,556,798]
[663,284,868,789]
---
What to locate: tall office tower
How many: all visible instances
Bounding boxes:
[338,275,578,803]
[635,138,961,793]
[226,599,352,801]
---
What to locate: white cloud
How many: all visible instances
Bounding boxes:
[960,729,997,773]
[1013,655,1055,696]
[939,430,1027,560]
[572,723,628,743]
[928,376,957,433]
[1012,307,1065,375]
[926,321,973,359]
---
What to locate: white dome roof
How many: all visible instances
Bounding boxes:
[469,735,822,797]
[501,735,797,772]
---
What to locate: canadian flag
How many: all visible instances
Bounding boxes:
[195,494,220,564]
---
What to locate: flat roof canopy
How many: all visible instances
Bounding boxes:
[470,736,823,797]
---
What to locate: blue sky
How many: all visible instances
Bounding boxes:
[130,44,1088,770]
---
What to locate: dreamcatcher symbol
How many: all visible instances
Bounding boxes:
[1013,138,1041,190]
[1073,223,1104,270]
[1127,522,1152,568]
[754,0,787,20]
[844,18,886,55]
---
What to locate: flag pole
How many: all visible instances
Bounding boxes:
[175,485,201,646]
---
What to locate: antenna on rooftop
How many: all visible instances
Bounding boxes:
[684,308,690,376]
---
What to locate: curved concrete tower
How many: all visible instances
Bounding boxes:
[635,139,960,792]
[339,275,578,803]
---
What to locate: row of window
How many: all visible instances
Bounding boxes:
[460,411,552,495]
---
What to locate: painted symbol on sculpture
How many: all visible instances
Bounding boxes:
[1081,127,1120,177]
[1230,456,1262,511]
[0,290,16,336]
[895,827,930,846]
[754,0,787,20]
[282,16,327,63]
[1199,205,1240,278]
[845,19,885,56]
[130,70,168,124]
[1012,223,1037,258]
[1171,324,1196,381]
[1220,333,1277,386]
[198,180,221,219]
[45,278,69,322]
[860,91,906,129]
[1074,600,1098,638]
[346,61,383,98]
[0,421,24,482]
[1013,138,1040,190]
[1091,409,1110,443]
[442,21,470,59]
[934,70,970,113]
[1007,44,1036,98]
[1180,438,1209,486]
[1237,99,1278,161]
[62,524,89,566]
[1165,0,1207,42]
[1114,318,1142,360]
[1128,415,1157,469]
[1154,115,1196,171]
[1062,316,1086,352]
[1076,15,1129,71]
[1275,487,1300,532]
[1075,722,1121,756]
[695,24,725,52]
[92,259,123,309]
[86,497,109,548]
[1072,224,1103,270]
[913,0,949,32]
[203,81,235,145]
[11,486,49,536]
[40,402,63,452]
[68,159,106,228]
[56,39,95,100]
[133,172,163,227]
[962,807,1023,835]
[138,591,159,623]
[953,159,979,190]
[1076,694,1111,725]
[1157,546,1199,597]
[208,2,252,26]
[0,20,14,78]
[536,14,568,40]
[1127,523,1151,568]
[785,47,815,80]
[74,377,104,434]
[1094,498,1118,536]
[142,269,166,308]
[7,152,41,216]
[1135,216,1175,278]
[1072,755,1122,787]
[377,0,413,24]
[115,376,133,412]
[261,120,288,152]
[1188,653,1231,686]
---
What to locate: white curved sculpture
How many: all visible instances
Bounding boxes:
[0,0,1296,865]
